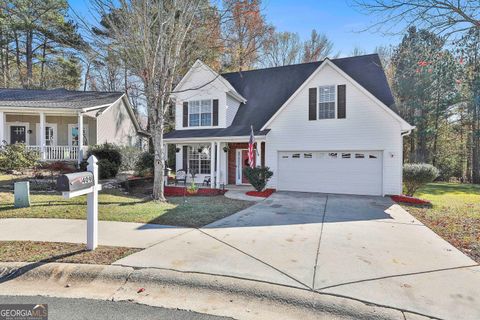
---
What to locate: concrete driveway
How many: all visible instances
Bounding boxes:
[115,192,480,320]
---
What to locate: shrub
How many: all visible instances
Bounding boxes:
[98,159,120,179]
[403,163,439,196]
[119,146,143,171]
[86,143,122,179]
[243,166,273,192]
[135,152,154,176]
[0,143,39,173]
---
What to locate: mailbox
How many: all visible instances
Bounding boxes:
[57,172,94,192]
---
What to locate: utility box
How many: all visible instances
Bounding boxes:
[57,172,94,192]
[14,181,31,208]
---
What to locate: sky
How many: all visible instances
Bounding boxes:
[68,0,403,57]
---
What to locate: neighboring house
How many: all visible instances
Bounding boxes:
[165,54,414,196]
[0,88,146,164]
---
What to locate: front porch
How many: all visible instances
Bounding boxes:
[165,139,266,189]
[0,110,96,162]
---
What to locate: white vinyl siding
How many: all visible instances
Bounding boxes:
[264,63,403,195]
[96,99,139,146]
[226,93,241,126]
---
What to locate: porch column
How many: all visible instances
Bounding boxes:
[216,141,221,188]
[78,112,84,165]
[39,112,46,160]
[210,142,215,188]
[163,143,168,186]
[0,111,4,145]
[257,141,262,168]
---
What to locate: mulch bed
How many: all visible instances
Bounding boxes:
[246,188,276,198]
[164,186,227,197]
[391,195,431,205]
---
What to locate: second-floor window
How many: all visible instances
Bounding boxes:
[318,85,336,119]
[189,99,212,127]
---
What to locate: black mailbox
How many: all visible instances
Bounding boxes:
[57,172,94,192]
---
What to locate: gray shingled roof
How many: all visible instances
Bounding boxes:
[0,88,124,110]
[165,54,398,140]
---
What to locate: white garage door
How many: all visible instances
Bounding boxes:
[277,151,383,196]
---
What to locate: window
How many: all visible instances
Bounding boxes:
[304,153,313,158]
[328,152,338,158]
[369,154,378,159]
[69,125,88,146]
[318,85,336,119]
[188,145,211,174]
[342,153,351,159]
[189,100,212,127]
[292,153,301,158]
[355,153,365,159]
[45,127,54,146]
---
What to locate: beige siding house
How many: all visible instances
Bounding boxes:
[0,88,146,163]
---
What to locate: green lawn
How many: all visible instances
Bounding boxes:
[403,182,480,263]
[0,190,253,228]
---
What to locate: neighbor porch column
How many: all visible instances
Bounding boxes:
[210,141,215,188]
[39,112,46,160]
[0,111,4,145]
[257,140,262,168]
[164,143,168,186]
[77,112,84,165]
[216,141,221,188]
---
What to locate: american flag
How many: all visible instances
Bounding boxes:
[248,126,255,168]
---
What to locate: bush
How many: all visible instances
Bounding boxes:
[119,146,143,171]
[243,166,273,192]
[135,152,154,176]
[98,159,120,179]
[403,163,439,196]
[0,143,39,173]
[86,143,122,179]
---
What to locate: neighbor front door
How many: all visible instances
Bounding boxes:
[10,126,26,144]
[236,149,255,184]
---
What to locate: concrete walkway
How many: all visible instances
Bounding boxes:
[1,192,479,319]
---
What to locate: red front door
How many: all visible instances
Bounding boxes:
[241,149,255,184]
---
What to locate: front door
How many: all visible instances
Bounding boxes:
[236,149,255,184]
[10,126,26,144]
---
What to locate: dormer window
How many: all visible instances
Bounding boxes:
[189,99,212,127]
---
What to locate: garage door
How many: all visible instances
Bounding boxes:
[277,151,383,196]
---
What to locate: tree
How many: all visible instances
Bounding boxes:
[0,0,85,89]
[221,0,271,71]
[391,27,458,163]
[261,30,302,67]
[301,29,334,62]
[353,0,480,39]
[91,0,210,201]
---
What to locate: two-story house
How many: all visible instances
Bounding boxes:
[164,54,414,196]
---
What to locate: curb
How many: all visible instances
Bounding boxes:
[0,262,433,320]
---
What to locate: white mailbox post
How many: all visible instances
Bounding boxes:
[60,155,102,251]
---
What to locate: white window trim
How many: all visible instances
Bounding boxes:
[187,99,213,128]
[36,123,58,146]
[318,85,337,120]
[68,123,89,146]
[5,122,30,145]
[187,144,211,175]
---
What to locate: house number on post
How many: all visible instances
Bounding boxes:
[57,155,102,250]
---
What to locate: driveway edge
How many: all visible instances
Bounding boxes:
[0,262,431,320]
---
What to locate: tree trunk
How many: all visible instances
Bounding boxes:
[40,38,47,88]
[25,30,33,88]
[472,100,480,183]
[152,118,166,201]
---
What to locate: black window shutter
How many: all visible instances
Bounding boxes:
[337,85,346,119]
[308,88,317,120]
[182,146,188,170]
[183,102,188,127]
[213,99,219,126]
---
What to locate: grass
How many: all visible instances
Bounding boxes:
[402,182,480,263]
[0,190,253,228]
[0,241,140,265]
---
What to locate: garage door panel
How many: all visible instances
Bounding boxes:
[278,151,382,196]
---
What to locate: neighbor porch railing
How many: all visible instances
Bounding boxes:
[26,145,88,161]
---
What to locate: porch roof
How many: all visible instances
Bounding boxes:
[0,88,123,110]
[163,126,270,140]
